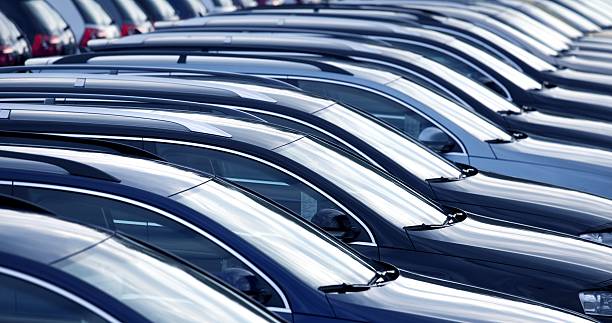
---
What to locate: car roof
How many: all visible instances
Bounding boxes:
[0,206,110,264]
[1,102,305,150]
[0,143,212,196]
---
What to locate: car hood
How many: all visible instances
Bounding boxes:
[490,137,612,178]
[431,173,612,235]
[327,275,592,322]
[410,216,612,285]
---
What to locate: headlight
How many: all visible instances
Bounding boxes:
[580,231,612,247]
[579,291,612,316]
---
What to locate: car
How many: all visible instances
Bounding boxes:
[0,10,30,66]
[0,194,283,323]
[0,0,76,57]
[12,59,612,239]
[80,33,612,198]
[2,140,597,322]
[47,0,121,50]
[167,0,208,19]
[133,0,180,23]
[0,106,611,319]
[154,14,612,124]
[96,0,154,36]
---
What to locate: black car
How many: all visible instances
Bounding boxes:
[97,0,154,36]
[0,0,76,57]
[134,0,180,23]
[0,10,30,66]
[0,102,611,320]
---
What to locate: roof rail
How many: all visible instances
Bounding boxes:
[232,3,445,17]
[0,130,165,161]
[43,52,353,76]
[0,194,57,216]
[0,63,303,92]
[0,149,120,182]
[0,92,265,122]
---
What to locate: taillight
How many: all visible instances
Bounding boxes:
[121,23,154,36]
[0,45,16,66]
[31,33,62,57]
[80,27,108,48]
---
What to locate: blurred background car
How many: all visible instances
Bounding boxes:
[47,0,121,50]
[0,0,76,57]
[0,11,30,66]
[167,0,208,18]
[96,0,154,36]
[134,0,180,23]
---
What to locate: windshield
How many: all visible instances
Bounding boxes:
[172,180,377,288]
[387,78,513,142]
[54,235,277,323]
[366,44,523,115]
[447,38,541,90]
[75,0,113,25]
[431,17,555,72]
[315,103,463,181]
[276,137,449,228]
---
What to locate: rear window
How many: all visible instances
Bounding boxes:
[115,0,148,23]
[137,0,178,21]
[23,0,68,34]
[75,0,114,25]
[0,11,22,44]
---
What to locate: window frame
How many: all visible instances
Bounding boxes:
[0,266,119,323]
[11,181,292,314]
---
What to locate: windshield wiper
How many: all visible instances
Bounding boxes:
[318,283,370,294]
[404,209,468,232]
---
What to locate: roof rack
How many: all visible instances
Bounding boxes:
[42,52,353,76]
[0,194,57,216]
[0,130,165,161]
[0,92,265,122]
[0,149,120,182]
[236,3,445,17]
[0,64,302,92]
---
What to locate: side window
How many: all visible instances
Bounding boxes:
[0,272,106,322]
[294,80,461,153]
[14,186,284,308]
[149,142,371,243]
[396,44,507,97]
[0,184,10,195]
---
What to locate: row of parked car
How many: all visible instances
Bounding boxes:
[2,0,612,322]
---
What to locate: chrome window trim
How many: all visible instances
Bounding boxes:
[277,76,468,156]
[12,181,292,313]
[0,180,12,185]
[379,37,513,100]
[0,267,120,323]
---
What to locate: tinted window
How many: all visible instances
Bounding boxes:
[23,0,69,34]
[0,272,105,322]
[150,142,370,242]
[15,186,284,308]
[75,0,114,25]
[294,80,461,153]
[135,0,178,21]
[115,0,148,23]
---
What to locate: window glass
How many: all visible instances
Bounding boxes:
[151,142,370,242]
[75,0,114,25]
[14,186,284,308]
[294,80,461,153]
[115,0,148,23]
[276,137,449,229]
[0,273,105,322]
[173,180,377,289]
[24,0,68,33]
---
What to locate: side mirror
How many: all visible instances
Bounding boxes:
[418,127,455,153]
[220,268,273,304]
[311,209,361,242]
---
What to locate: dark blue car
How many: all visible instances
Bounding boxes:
[1,104,612,319]
[0,195,282,323]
